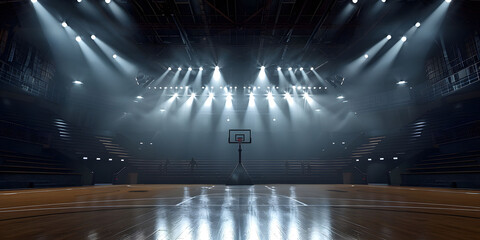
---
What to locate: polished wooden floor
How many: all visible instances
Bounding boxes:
[0,184,479,240]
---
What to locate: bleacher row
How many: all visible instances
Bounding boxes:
[0,98,130,188]
[350,99,480,186]
[125,157,351,183]
[0,149,81,188]
[404,150,480,175]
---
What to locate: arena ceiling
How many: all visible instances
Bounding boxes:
[1,0,480,91]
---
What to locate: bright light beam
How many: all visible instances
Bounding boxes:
[213,66,221,81]
[105,0,133,27]
[225,91,233,109]
[248,92,255,107]
[342,37,389,78]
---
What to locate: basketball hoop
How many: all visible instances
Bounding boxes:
[228,129,251,144]
[227,129,253,185]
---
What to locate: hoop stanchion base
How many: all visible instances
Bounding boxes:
[226,162,253,185]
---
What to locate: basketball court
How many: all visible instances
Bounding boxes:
[1,184,479,239]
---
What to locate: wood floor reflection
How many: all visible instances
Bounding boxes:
[1,184,479,239]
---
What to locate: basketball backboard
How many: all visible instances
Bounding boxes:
[228,129,252,144]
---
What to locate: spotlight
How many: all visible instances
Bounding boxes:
[136,96,143,99]
[173,93,178,98]
[386,34,392,40]
[61,21,68,28]
[213,66,221,80]
[310,67,314,71]
[199,67,203,71]
[90,35,96,40]
[260,66,265,70]
[277,67,281,71]
[288,67,292,71]
[299,67,303,71]
[226,118,230,122]
[401,36,407,42]
[178,67,182,71]
[267,92,273,99]
[397,80,407,85]
[337,95,345,99]
[352,0,358,3]
[284,92,291,99]
[364,54,369,59]
[112,54,117,59]
[209,92,215,98]
[168,67,172,70]
[190,93,196,98]
[303,92,310,99]
[105,0,111,3]
[381,0,386,2]
[75,36,82,42]
[31,0,37,3]
[415,22,421,28]
[73,80,83,85]
[273,118,276,122]
[188,67,192,71]
[445,0,451,2]
[77,0,82,2]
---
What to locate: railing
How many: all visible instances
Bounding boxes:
[431,59,480,98]
[352,55,480,112]
[435,120,480,144]
[0,62,49,98]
